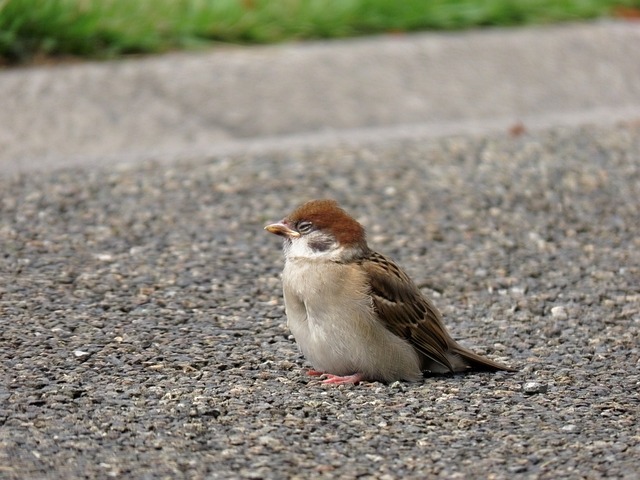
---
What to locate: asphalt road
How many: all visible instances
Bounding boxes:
[1,122,639,479]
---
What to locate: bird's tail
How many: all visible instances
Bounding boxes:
[449,344,517,372]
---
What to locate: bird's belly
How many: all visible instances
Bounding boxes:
[282,259,421,382]
[287,303,422,382]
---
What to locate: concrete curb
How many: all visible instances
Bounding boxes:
[2,21,639,173]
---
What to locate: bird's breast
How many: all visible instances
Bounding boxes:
[282,259,370,312]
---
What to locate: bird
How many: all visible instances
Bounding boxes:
[264,199,516,384]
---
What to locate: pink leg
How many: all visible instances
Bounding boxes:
[306,369,325,377]
[321,373,364,385]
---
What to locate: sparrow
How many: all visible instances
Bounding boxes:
[265,199,515,384]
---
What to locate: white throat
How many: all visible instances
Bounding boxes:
[283,237,343,261]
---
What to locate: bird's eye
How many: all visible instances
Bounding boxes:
[297,221,313,234]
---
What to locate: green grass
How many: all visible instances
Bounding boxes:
[0,0,638,64]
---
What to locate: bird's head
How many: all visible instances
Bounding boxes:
[265,199,368,261]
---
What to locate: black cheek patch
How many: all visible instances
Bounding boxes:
[308,238,334,252]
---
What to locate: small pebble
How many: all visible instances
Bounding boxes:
[551,306,568,320]
[523,382,548,395]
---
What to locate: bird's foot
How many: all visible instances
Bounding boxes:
[306,369,325,377]
[321,373,364,385]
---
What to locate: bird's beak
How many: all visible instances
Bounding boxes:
[264,222,301,238]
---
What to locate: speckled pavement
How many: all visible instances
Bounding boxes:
[1,121,639,478]
[2,18,640,479]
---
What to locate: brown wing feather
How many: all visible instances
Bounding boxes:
[360,251,455,372]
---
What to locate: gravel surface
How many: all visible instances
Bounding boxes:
[1,123,639,479]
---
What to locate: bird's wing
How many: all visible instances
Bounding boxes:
[359,251,454,372]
